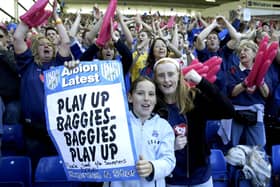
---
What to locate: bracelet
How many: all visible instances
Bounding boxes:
[55,18,63,25]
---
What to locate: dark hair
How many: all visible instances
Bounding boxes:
[146,37,169,68]
[262,22,269,27]
[208,30,219,38]
[178,31,185,41]
[98,40,117,60]
[45,26,58,36]
[129,76,155,94]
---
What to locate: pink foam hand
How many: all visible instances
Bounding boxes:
[246,51,264,87]
[258,35,269,52]
[253,42,279,86]
[251,36,269,77]
[203,56,222,67]
[264,42,279,62]
[29,10,52,27]
[253,41,278,86]
[167,16,175,29]
[255,58,273,86]
[252,37,268,73]
[21,10,45,27]
[206,75,217,83]
[189,58,200,65]
[196,65,209,75]
[201,73,207,78]
[20,0,50,27]
[95,0,117,47]
[182,63,203,75]
[207,64,221,77]
[201,56,222,83]
[203,56,217,67]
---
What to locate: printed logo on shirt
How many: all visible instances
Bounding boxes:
[230,66,237,75]
[147,131,160,145]
[152,130,159,137]
[39,73,44,83]
[174,123,188,136]
[148,139,160,145]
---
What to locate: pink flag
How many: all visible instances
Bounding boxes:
[167,16,175,29]
[20,0,50,27]
[96,0,117,47]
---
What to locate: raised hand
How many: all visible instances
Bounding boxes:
[255,41,279,86]
[182,56,222,84]
[64,60,80,69]
[244,36,279,87]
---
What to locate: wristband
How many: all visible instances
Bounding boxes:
[55,18,62,25]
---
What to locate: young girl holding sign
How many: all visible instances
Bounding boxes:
[104,76,176,187]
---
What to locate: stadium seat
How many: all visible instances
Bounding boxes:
[0,156,32,187]
[272,145,280,175]
[210,149,229,187]
[272,145,280,186]
[206,120,228,151]
[2,124,24,156]
[34,156,80,187]
[206,121,220,145]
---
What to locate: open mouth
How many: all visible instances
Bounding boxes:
[159,51,166,56]
[163,84,172,89]
[240,55,246,60]
[105,54,112,58]
[141,104,151,110]
[44,49,51,54]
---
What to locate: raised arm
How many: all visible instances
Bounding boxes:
[13,22,29,54]
[196,12,208,28]
[117,9,134,47]
[85,8,103,44]
[196,18,219,50]
[111,19,132,75]
[52,0,71,57]
[68,10,82,39]
[135,14,153,33]
[216,16,241,49]
[171,24,179,48]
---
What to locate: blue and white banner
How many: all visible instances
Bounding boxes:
[44,60,139,182]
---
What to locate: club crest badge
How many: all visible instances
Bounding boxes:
[45,69,60,90]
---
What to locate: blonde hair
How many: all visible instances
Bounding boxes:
[237,40,258,55]
[31,34,55,65]
[153,58,196,113]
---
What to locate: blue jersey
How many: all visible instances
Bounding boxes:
[227,66,269,106]
[16,49,72,124]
